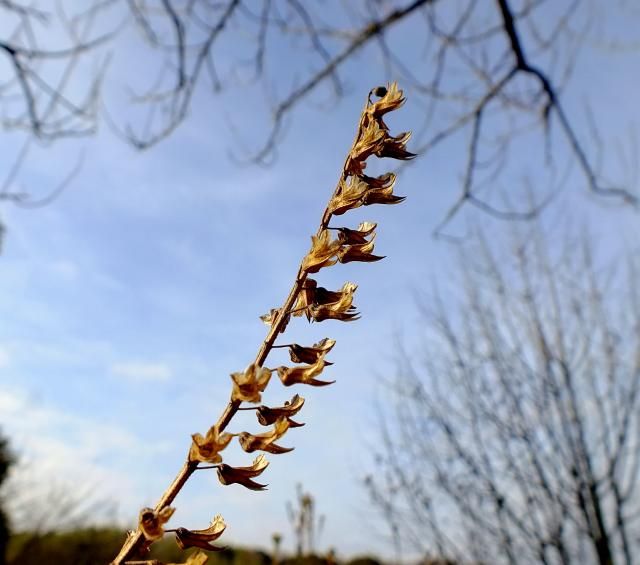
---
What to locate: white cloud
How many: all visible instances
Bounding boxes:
[0,386,144,529]
[111,361,172,382]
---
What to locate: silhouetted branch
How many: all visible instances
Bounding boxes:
[1,0,638,237]
[367,227,640,563]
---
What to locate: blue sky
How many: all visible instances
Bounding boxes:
[0,1,639,560]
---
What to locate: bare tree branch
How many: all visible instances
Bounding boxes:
[367,226,640,564]
[1,1,638,241]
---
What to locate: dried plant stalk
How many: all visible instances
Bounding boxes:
[110,83,413,565]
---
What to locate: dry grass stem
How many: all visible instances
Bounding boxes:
[111,82,413,565]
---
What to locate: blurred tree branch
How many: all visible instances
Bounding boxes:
[366,226,640,563]
[1,0,639,237]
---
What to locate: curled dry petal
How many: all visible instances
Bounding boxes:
[289,338,336,364]
[277,355,335,387]
[337,234,385,264]
[189,426,233,464]
[238,417,293,454]
[175,514,226,552]
[337,222,377,245]
[230,363,272,403]
[256,394,305,426]
[301,229,341,273]
[139,506,175,541]
[217,454,269,491]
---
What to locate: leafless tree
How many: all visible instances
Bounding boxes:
[0,0,113,205]
[1,1,638,235]
[366,226,640,564]
[287,483,325,557]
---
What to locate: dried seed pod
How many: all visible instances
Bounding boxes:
[328,176,370,215]
[277,355,335,387]
[139,506,175,541]
[337,234,385,264]
[174,515,226,551]
[301,230,341,273]
[337,222,377,245]
[293,281,359,322]
[376,130,416,161]
[238,417,294,454]
[256,394,306,426]
[217,454,269,491]
[288,338,336,364]
[230,363,272,403]
[308,282,359,323]
[361,172,396,189]
[347,119,388,174]
[189,426,233,464]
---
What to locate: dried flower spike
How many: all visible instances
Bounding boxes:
[110,83,412,564]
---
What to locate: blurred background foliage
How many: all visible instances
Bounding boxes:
[6,527,391,565]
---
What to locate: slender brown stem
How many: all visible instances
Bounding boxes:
[110,95,370,565]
